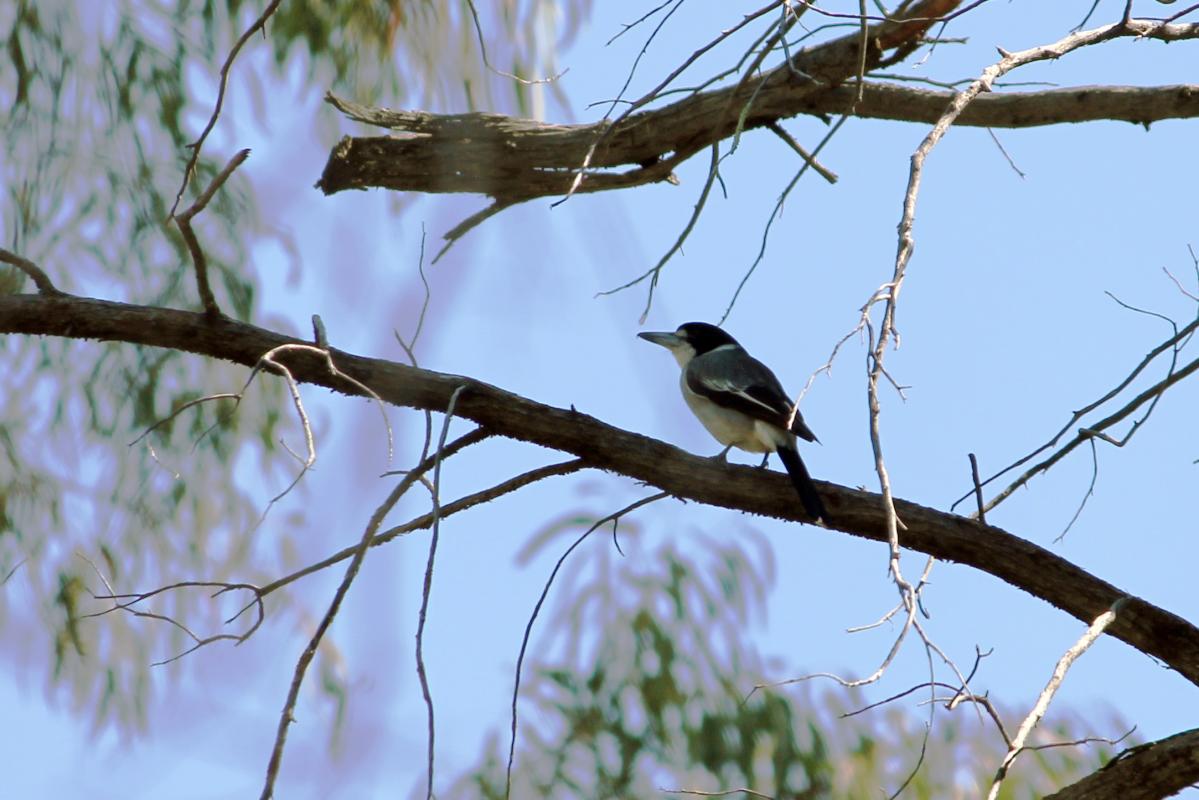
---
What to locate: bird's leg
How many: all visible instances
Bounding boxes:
[757,453,770,469]
[710,444,733,462]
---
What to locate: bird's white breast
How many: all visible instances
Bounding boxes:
[680,373,790,454]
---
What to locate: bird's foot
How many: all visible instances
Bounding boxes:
[710,445,733,463]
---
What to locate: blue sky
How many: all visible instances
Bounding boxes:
[5,1,1199,797]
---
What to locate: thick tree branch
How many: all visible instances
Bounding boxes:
[317,0,965,200]
[1045,728,1199,800]
[847,81,1199,127]
[317,23,1199,203]
[4,290,1199,688]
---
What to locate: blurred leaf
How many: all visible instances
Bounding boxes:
[0,0,586,733]
[448,531,1129,799]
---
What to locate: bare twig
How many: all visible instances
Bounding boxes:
[607,1,676,47]
[0,247,61,295]
[505,491,669,798]
[464,0,565,85]
[846,599,905,633]
[855,0,870,104]
[974,350,1199,515]
[257,459,584,608]
[955,294,1199,513]
[558,1,781,204]
[79,541,263,665]
[986,127,1026,178]
[129,392,242,447]
[597,144,721,321]
[1074,0,1103,31]
[174,148,250,317]
[985,600,1125,800]
[1055,438,1099,542]
[133,349,309,541]
[256,341,394,503]
[850,22,1159,760]
[750,594,919,696]
[2,557,28,585]
[414,386,471,800]
[661,788,775,799]
[1160,2,1199,26]
[432,200,515,264]
[764,121,839,183]
[258,396,426,800]
[864,11,1186,637]
[88,581,265,665]
[888,723,931,800]
[720,112,850,322]
[169,0,283,217]
[394,228,435,462]
[1163,264,1199,303]
[723,1,806,148]
[968,453,986,525]
[129,334,393,533]
[872,0,1042,579]
[1024,727,1134,754]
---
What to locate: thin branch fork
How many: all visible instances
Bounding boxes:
[169,0,283,217]
[174,148,251,317]
[85,580,265,666]
[5,292,1199,688]
[957,306,1199,515]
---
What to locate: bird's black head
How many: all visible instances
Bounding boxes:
[638,322,741,366]
[674,322,740,355]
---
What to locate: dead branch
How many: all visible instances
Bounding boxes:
[316,0,972,204]
[986,601,1123,799]
[318,63,1199,209]
[3,291,1199,686]
[85,580,265,665]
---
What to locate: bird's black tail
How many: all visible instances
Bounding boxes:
[775,444,827,524]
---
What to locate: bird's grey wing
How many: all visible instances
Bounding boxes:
[685,349,794,430]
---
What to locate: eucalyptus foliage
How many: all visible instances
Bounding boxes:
[0,0,581,730]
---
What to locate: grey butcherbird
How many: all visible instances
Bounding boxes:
[638,322,827,524]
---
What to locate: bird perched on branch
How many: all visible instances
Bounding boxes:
[638,322,827,524]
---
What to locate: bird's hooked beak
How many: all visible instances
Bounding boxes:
[638,330,696,368]
[637,330,684,349]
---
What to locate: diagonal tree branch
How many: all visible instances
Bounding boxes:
[3,290,1199,687]
[1044,728,1199,800]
